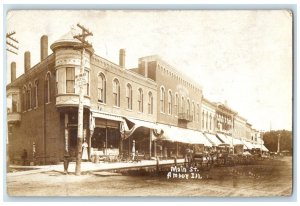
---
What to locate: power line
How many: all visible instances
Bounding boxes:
[6,31,19,55]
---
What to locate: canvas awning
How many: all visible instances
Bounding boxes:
[122,117,163,139]
[204,133,223,146]
[157,124,212,146]
[217,133,232,145]
[90,110,128,131]
[261,145,269,152]
[242,140,255,150]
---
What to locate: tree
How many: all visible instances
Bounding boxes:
[262,130,292,153]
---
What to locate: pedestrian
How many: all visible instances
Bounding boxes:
[82,140,88,161]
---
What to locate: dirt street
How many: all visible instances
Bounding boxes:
[6,157,292,197]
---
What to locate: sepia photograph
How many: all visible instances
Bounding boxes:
[5,9,293,198]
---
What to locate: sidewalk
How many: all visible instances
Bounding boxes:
[7,158,185,176]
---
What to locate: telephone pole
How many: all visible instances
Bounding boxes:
[6,31,19,55]
[6,31,19,172]
[73,24,93,175]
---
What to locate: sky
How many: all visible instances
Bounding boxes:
[6,10,293,131]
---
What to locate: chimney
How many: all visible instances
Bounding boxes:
[119,49,125,68]
[24,51,31,73]
[11,62,16,82]
[40,35,48,61]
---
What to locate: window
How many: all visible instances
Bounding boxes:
[197,104,200,122]
[209,114,212,130]
[126,84,132,110]
[32,80,38,108]
[84,69,89,96]
[113,78,120,107]
[202,111,204,129]
[148,92,153,115]
[27,84,32,110]
[206,112,208,129]
[22,86,26,112]
[45,72,51,103]
[174,93,178,115]
[187,99,190,116]
[168,90,172,115]
[192,102,195,121]
[12,94,18,113]
[97,73,106,103]
[66,67,75,94]
[181,96,185,113]
[160,86,165,113]
[138,88,143,112]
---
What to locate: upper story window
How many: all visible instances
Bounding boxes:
[206,112,208,129]
[32,80,38,108]
[84,69,90,96]
[126,83,132,110]
[168,90,172,115]
[11,94,18,113]
[66,67,75,94]
[174,93,178,116]
[192,102,195,121]
[22,86,27,112]
[187,99,190,116]
[28,83,32,110]
[97,73,106,103]
[180,96,185,113]
[148,92,153,115]
[160,86,165,113]
[113,78,120,107]
[202,111,204,129]
[45,72,51,103]
[209,114,212,130]
[197,104,200,122]
[138,88,143,113]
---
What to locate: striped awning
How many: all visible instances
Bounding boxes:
[204,133,223,146]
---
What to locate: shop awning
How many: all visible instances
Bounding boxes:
[262,145,269,152]
[157,124,212,146]
[204,133,223,146]
[125,118,161,130]
[242,140,255,150]
[90,110,128,131]
[121,118,163,139]
[217,133,232,145]
[91,110,124,122]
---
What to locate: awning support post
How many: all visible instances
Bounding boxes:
[149,129,152,159]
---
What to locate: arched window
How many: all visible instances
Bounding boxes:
[168,90,172,115]
[181,96,185,113]
[138,88,143,112]
[45,72,51,103]
[32,80,38,108]
[160,86,165,113]
[22,86,27,112]
[206,112,208,129]
[113,78,120,107]
[28,83,32,109]
[148,92,153,115]
[66,67,75,94]
[126,83,132,110]
[197,104,200,122]
[209,114,212,130]
[192,102,195,121]
[174,93,178,115]
[84,69,90,96]
[98,73,106,103]
[187,99,190,117]
[202,111,204,129]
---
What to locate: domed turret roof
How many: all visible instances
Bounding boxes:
[50,27,94,54]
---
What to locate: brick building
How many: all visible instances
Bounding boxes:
[6,29,268,165]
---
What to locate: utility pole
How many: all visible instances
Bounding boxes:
[277,133,281,154]
[6,31,19,55]
[6,31,19,173]
[73,24,93,175]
